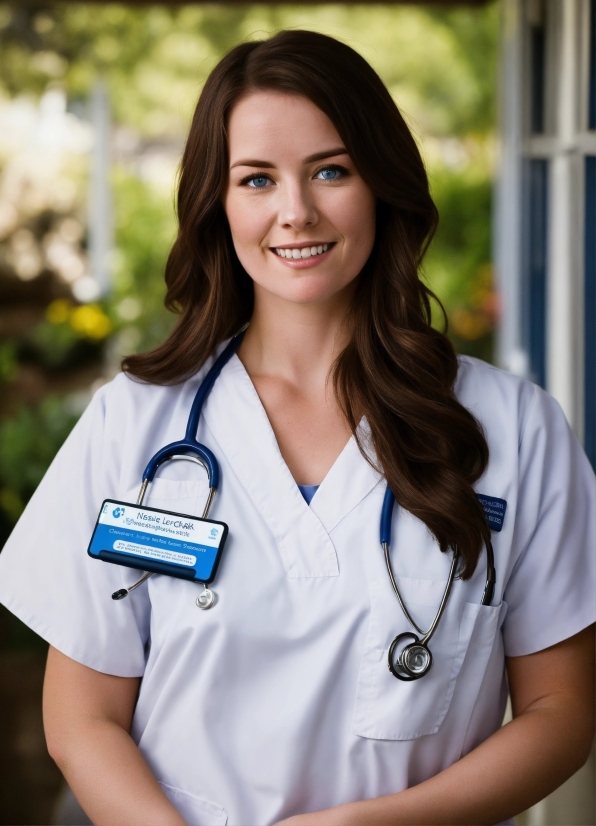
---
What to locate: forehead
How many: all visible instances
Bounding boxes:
[227,91,342,163]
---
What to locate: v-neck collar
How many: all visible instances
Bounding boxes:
[202,354,382,578]
[309,423,382,534]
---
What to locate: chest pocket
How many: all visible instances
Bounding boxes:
[352,577,501,740]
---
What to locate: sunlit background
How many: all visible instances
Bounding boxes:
[0,3,498,823]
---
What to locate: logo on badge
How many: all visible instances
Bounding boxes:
[112,507,125,518]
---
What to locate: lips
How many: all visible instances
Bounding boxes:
[272,242,334,260]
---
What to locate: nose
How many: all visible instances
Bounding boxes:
[276,180,318,231]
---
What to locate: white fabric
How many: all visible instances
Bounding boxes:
[0,353,594,826]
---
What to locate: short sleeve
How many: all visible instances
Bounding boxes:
[0,379,150,676]
[502,385,596,656]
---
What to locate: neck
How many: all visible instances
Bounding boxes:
[238,286,353,387]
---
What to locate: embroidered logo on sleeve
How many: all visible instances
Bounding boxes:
[476,494,507,532]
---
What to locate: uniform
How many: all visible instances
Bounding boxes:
[0,352,594,826]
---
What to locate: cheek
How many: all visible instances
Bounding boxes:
[224,196,269,254]
[334,187,376,255]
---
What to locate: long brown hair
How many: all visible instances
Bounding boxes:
[123,30,490,578]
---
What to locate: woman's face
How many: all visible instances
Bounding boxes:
[224,91,376,307]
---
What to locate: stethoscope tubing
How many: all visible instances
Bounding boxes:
[383,540,459,644]
[142,335,245,487]
[381,486,497,680]
[381,487,496,610]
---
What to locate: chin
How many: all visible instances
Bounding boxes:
[281,284,349,306]
[260,272,355,306]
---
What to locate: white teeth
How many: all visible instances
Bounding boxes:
[274,243,332,259]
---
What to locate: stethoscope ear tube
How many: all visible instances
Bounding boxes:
[110,454,217,601]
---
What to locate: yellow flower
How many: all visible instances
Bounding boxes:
[69,304,113,339]
[45,298,72,325]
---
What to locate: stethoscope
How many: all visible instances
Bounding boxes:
[112,330,497,680]
[110,333,243,609]
[380,488,495,680]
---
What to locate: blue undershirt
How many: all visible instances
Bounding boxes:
[297,484,319,505]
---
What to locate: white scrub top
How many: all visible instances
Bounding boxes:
[0,352,594,826]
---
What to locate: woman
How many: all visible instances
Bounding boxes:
[0,30,594,826]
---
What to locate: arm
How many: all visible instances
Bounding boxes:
[277,624,595,826]
[43,646,187,826]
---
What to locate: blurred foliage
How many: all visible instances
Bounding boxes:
[0,395,79,537]
[0,2,499,541]
[29,299,111,367]
[0,341,17,382]
[426,164,496,361]
[108,170,177,354]
[0,4,499,140]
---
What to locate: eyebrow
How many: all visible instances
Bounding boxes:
[230,147,349,170]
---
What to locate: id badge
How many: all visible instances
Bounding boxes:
[88,499,228,584]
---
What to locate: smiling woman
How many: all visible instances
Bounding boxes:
[0,29,593,826]
[124,32,492,576]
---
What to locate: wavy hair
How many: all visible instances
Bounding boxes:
[123,30,490,578]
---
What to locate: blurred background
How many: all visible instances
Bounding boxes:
[0,1,592,824]
[0,1,498,545]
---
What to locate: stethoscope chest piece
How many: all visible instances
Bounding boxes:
[388,632,432,681]
[196,586,216,610]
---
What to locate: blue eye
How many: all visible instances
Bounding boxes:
[317,167,342,181]
[248,175,270,188]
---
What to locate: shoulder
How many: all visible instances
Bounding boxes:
[454,355,547,444]
[97,341,233,411]
[455,355,536,406]
[100,370,184,407]
[84,372,179,432]
[95,340,234,425]
[454,357,591,488]
[94,364,210,427]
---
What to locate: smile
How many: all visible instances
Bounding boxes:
[273,243,333,260]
